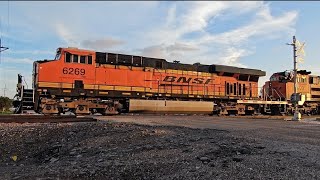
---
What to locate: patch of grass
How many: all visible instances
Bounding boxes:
[0,111,13,115]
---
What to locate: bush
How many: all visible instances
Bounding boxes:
[0,96,13,112]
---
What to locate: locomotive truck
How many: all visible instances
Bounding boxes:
[12,47,309,116]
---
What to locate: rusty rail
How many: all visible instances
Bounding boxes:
[0,115,96,123]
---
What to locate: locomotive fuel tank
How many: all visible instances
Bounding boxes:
[129,99,214,114]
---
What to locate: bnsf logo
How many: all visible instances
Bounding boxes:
[163,76,213,84]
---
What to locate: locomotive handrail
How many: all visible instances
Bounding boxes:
[276,88,286,100]
[264,88,272,101]
[271,87,286,101]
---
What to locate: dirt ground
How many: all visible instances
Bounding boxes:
[0,115,320,179]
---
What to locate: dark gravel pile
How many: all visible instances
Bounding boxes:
[0,120,319,179]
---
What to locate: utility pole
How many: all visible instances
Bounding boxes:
[287,36,301,121]
[293,36,298,110]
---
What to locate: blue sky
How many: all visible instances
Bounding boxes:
[0,1,319,98]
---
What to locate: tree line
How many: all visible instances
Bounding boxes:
[0,96,13,112]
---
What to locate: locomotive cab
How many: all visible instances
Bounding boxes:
[34,47,96,90]
[32,47,97,113]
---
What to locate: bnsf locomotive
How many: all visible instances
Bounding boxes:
[13,47,271,116]
[262,70,320,115]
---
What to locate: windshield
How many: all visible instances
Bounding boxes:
[54,48,61,60]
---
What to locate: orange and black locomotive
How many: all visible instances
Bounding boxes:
[262,70,320,115]
[13,47,266,115]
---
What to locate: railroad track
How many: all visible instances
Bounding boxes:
[104,113,320,120]
[1,113,318,123]
[0,115,96,123]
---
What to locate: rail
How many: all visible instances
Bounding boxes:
[0,115,96,123]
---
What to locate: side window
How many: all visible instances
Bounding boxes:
[88,56,92,64]
[234,83,237,95]
[239,84,242,96]
[243,84,246,95]
[65,52,71,63]
[226,83,230,95]
[80,56,86,64]
[73,55,78,63]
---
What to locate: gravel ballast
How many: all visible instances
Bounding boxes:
[0,117,319,179]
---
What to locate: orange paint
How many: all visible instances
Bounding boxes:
[36,47,260,99]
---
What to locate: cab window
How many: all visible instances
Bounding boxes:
[65,52,93,65]
[73,55,79,63]
[88,56,92,64]
[80,56,86,64]
[65,53,71,63]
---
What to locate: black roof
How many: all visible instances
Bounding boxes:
[95,51,266,77]
[210,64,266,76]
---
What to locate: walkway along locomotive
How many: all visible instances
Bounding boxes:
[13,47,302,116]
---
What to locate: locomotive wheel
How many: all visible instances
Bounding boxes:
[75,105,90,116]
[101,106,119,116]
[41,104,60,115]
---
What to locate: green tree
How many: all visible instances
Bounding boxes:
[0,96,13,112]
